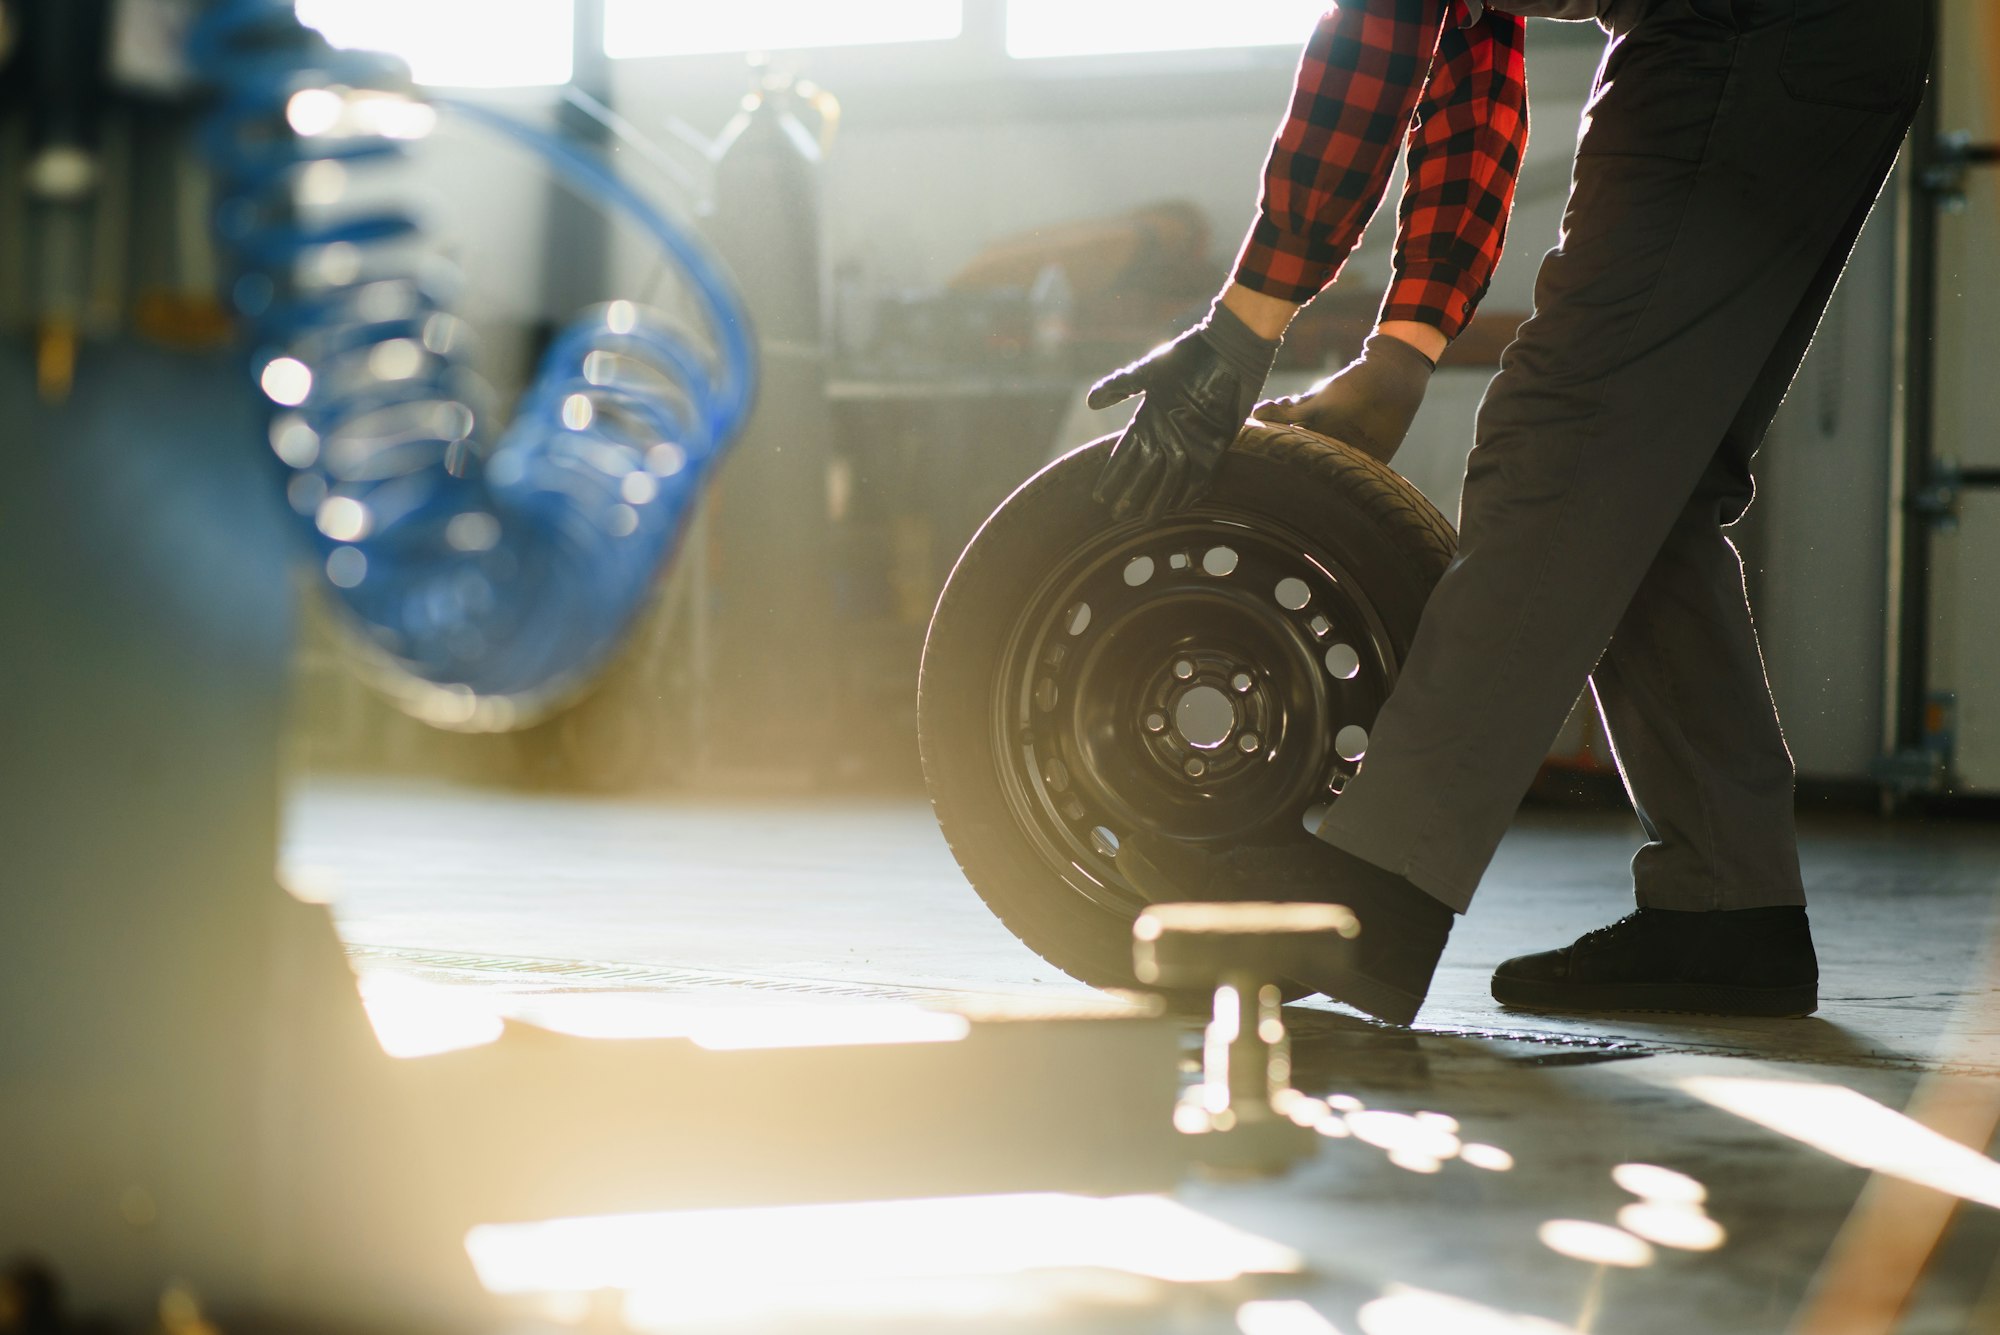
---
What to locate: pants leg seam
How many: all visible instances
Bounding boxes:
[1655,637,1725,911]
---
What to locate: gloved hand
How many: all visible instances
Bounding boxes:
[1253,331,1435,464]
[1087,301,1280,522]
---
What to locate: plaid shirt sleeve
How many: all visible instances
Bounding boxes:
[1233,0,1529,341]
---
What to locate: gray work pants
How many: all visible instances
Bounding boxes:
[1320,0,1934,913]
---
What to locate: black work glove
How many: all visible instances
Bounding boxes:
[1253,331,1435,464]
[1087,301,1280,522]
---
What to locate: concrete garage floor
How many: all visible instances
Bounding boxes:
[286,777,2000,1334]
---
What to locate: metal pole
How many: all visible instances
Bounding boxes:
[1886,3,1943,770]
[539,0,612,320]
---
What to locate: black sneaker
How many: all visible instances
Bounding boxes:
[1207,840,1454,1027]
[1491,907,1818,1018]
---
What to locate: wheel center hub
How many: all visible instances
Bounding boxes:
[1173,684,1236,750]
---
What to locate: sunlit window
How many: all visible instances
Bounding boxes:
[604,0,963,58]
[295,0,574,88]
[1008,0,1329,58]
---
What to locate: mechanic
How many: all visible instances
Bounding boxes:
[1087,0,1933,1025]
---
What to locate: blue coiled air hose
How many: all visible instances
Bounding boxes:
[188,0,755,729]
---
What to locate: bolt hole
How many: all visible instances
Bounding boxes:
[1201,545,1240,577]
[1065,601,1092,636]
[1335,724,1370,762]
[1090,826,1121,858]
[1123,556,1155,587]
[1325,643,1362,680]
[1275,577,1312,610]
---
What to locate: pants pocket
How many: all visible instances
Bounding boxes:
[1780,0,1928,111]
[1683,0,1736,30]
[1484,1,1609,19]
[1577,8,1735,161]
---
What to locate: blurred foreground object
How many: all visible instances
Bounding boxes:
[0,341,1183,1325]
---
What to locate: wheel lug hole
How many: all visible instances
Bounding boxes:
[1231,672,1253,693]
[1184,758,1207,778]
[1144,713,1166,734]
[1239,733,1261,753]
[1173,660,1195,681]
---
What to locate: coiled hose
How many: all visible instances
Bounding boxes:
[188,0,755,729]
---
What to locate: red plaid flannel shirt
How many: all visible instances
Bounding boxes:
[1234,0,1529,340]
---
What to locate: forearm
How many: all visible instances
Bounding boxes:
[1382,8,1529,338]
[1234,0,1526,354]
[1377,319,1448,363]
[1219,284,1444,365]
[1232,0,1455,309]
[1219,283,1301,342]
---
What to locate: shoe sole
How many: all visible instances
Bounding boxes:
[1491,977,1818,1019]
[1291,969,1425,1028]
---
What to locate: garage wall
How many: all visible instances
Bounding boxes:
[600,29,1605,333]
[377,26,1606,390]
[1925,2,2000,793]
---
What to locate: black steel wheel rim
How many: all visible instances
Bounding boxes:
[991,506,1401,918]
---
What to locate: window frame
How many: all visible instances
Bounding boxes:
[1001,0,1344,63]
[597,0,1317,124]
[601,0,970,63]
[295,0,582,90]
